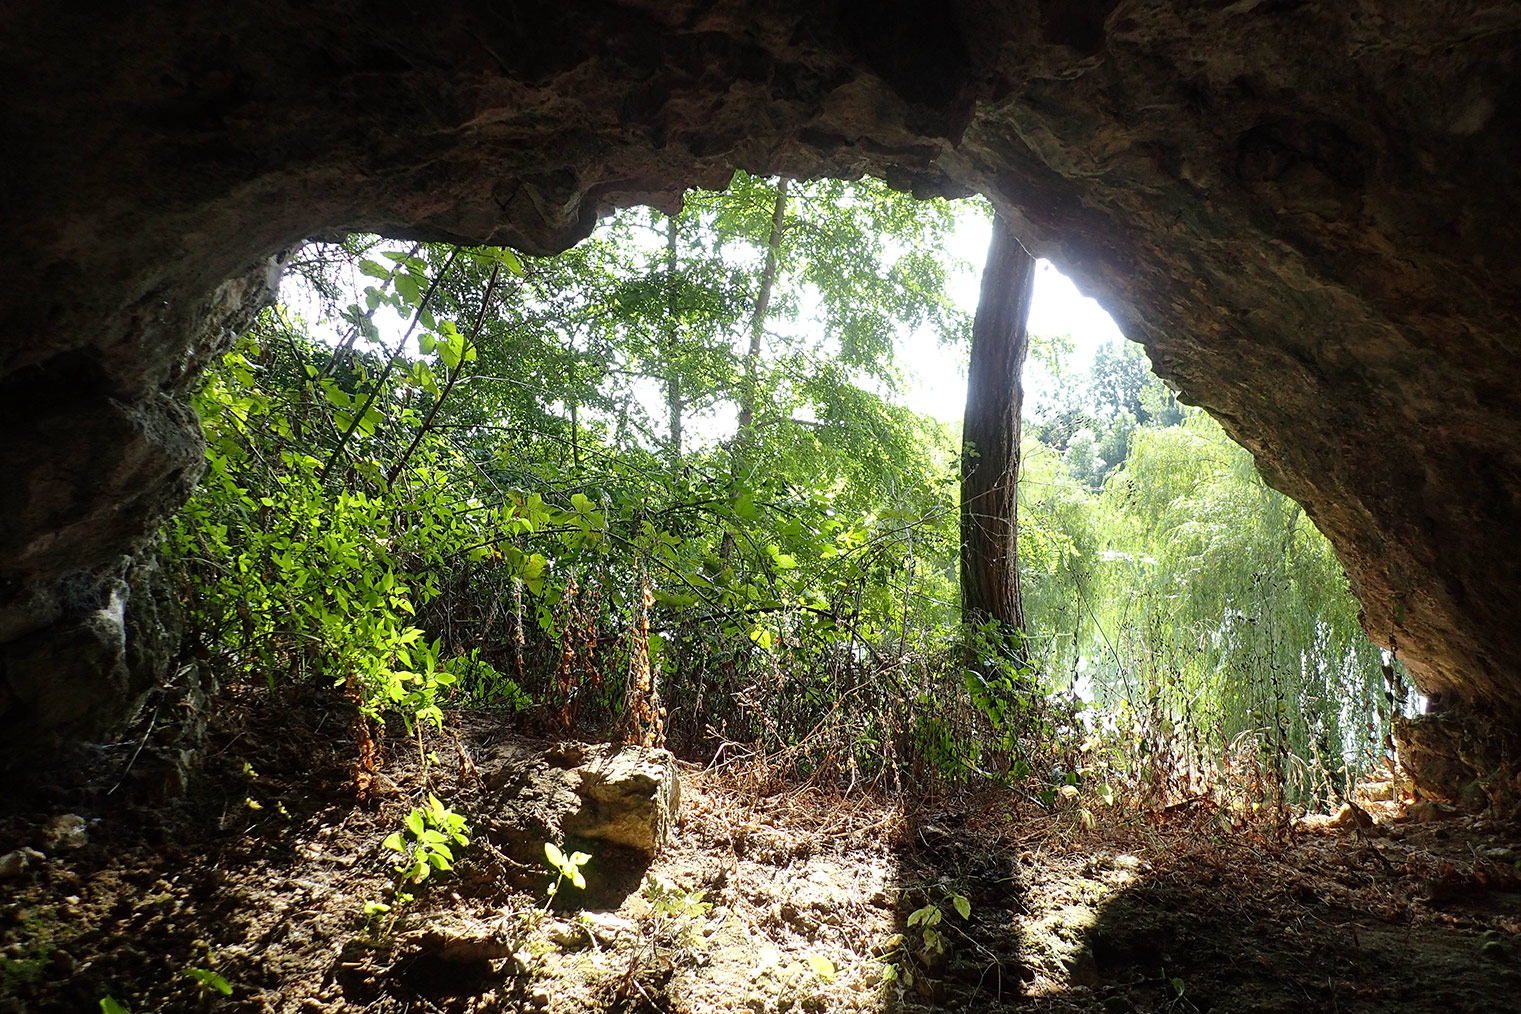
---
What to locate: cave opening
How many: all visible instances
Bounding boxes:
[5,3,1521,1009]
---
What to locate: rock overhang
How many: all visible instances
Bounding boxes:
[3,0,1521,760]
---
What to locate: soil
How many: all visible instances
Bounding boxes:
[3,688,1520,1014]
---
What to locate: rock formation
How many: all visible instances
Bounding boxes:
[4,2,1521,766]
[478,740,682,861]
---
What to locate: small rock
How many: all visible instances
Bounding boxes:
[568,747,682,853]
[48,949,76,976]
[1481,940,1509,963]
[546,920,591,950]
[529,985,552,1008]
[1483,847,1517,863]
[0,853,26,879]
[41,814,89,851]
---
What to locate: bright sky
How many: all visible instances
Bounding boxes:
[899,209,1128,423]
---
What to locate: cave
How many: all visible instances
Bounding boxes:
[4,1,1521,775]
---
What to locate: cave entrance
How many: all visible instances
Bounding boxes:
[173,171,1403,827]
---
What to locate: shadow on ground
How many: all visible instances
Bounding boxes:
[888,794,1521,1014]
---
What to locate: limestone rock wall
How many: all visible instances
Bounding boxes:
[4,1,1521,761]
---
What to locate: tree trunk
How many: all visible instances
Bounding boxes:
[664,215,684,460]
[960,214,1036,647]
[737,178,789,451]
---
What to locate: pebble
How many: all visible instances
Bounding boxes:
[42,814,89,851]
[546,920,590,950]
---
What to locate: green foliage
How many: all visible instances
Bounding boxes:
[1027,337,1180,487]
[883,885,973,991]
[169,279,532,732]
[383,793,470,884]
[638,874,713,959]
[1015,407,1393,808]
[182,966,232,997]
[544,842,591,909]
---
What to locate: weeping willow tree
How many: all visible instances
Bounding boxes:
[1015,439,1103,682]
[1076,410,1391,805]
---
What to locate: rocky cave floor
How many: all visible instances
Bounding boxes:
[3,688,1521,1014]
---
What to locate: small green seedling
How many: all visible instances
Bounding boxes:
[382,793,469,884]
[889,889,972,988]
[543,842,590,910]
[183,966,232,996]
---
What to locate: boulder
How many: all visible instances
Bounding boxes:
[477,740,681,862]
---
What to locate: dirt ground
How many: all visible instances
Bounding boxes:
[3,687,1520,1013]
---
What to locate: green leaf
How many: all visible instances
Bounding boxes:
[184,967,233,996]
[545,841,567,870]
[358,259,391,280]
[395,273,422,308]
[951,893,971,920]
[100,1000,131,1014]
[439,333,463,370]
[807,954,836,980]
[382,832,407,853]
[404,809,425,837]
